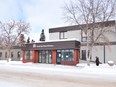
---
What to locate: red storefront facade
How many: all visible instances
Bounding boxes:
[22,40,80,66]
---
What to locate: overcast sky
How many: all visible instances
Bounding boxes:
[0,0,70,41]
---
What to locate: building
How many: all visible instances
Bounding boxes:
[49,20,116,64]
[0,46,22,61]
[22,39,80,66]
[1,20,115,65]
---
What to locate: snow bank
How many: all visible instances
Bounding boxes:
[0,60,116,78]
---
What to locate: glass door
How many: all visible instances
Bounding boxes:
[56,52,61,64]
[39,50,52,64]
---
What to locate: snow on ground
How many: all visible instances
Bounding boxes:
[0,60,116,87]
[0,80,27,87]
[0,60,116,78]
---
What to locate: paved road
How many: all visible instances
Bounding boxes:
[0,64,116,87]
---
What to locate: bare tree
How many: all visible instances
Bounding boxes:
[0,20,30,62]
[63,0,116,65]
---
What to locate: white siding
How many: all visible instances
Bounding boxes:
[67,30,81,41]
[49,30,81,41]
[94,26,116,42]
[92,46,104,63]
[105,45,116,63]
[81,45,116,64]
[49,32,59,40]
[104,26,116,42]
[81,46,104,63]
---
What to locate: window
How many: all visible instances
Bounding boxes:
[57,49,74,62]
[11,52,13,58]
[59,31,67,39]
[81,31,87,42]
[82,50,86,60]
[0,52,2,57]
[17,51,20,58]
[82,36,87,42]
[5,52,7,58]
[39,50,52,63]
[24,51,32,60]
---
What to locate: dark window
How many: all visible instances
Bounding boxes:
[11,52,13,58]
[81,50,91,60]
[5,52,7,58]
[0,52,2,57]
[82,50,86,60]
[17,51,20,58]
[24,51,32,60]
[59,31,67,39]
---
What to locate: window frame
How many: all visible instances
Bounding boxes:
[0,52,2,57]
[59,31,67,39]
[81,30,87,42]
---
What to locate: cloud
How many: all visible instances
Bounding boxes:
[0,0,69,41]
[0,0,24,21]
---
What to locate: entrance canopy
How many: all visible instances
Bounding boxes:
[22,40,80,50]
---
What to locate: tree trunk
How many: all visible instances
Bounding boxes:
[87,45,93,66]
[86,43,90,66]
[7,49,11,62]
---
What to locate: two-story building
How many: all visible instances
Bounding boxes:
[49,20,116,64]
[1,20,115,65]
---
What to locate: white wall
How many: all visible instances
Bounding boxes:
[49,30,81,41]
[94,26,116,42]
[80,46,104,63]
[67,30,81,41]
[105,45,116,63]
[49,32,59,40]
[80,45,116,64]
[92,46,104,63]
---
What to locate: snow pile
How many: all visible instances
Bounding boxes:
[0,60,116,78]
[107,60,114,66]
[0,60,33,64]
[0,60,7,64]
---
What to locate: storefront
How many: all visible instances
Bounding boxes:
[22,40,80,65]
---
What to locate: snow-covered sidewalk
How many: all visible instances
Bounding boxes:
[0,60,116,87]
[0,60,116,79]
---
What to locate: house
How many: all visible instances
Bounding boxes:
[49,20,116,64]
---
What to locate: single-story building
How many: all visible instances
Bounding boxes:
[22,39,80,66]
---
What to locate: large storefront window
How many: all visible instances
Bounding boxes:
[24,51,33,60]
[57,49,74,63]
[39,50,52,64]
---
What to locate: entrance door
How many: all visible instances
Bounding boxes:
[82,50,86,60]
[56,52,61,64]
[41,51,46,63]
[39,50,52,63]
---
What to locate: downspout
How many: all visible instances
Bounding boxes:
[103,45,105,63]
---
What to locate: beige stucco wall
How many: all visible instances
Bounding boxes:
[0,49,21,61]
